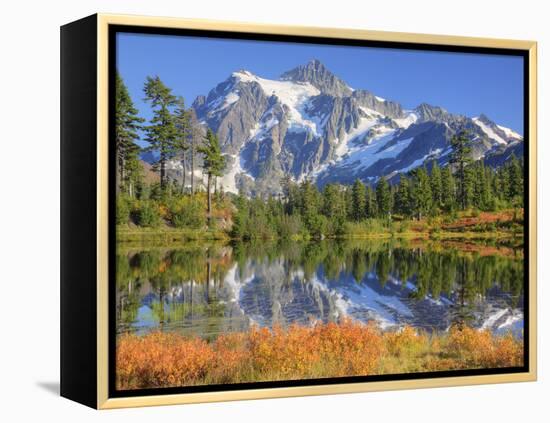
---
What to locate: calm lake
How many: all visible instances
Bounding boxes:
[115,240,524,339]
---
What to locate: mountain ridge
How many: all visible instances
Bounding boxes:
[165,60,524,195]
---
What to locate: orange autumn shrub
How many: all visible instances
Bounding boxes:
[446,326,523,368]
[384,326,428,357]
[493,333,524,367]
[423,357,462,371]
[247,324,322,379]
[116,322,523,390]
[117,332,215,389]
[210,332,250,383]
[315,320,384,377]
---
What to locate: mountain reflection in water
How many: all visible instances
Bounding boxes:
[115,240,524,340]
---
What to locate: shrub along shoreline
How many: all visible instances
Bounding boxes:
[116,321,523,390]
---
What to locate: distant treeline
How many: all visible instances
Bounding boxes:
[230,155,523,239]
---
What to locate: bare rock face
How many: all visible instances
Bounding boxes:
[194,77,269,155]
[351,90,404,119]
[414,103,453,123]
[176,60,523,195]
[280,59,353,97]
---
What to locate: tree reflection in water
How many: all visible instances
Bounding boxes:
[115,240,524,339]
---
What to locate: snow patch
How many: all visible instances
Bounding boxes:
[497,313,523,330]
[342,133,412,172]
[360,106,383,117]
[393,111,418,129]
[224,92,240,107]
[221,154,245,194]
[397,147,445,174]
[481,308,508,330]
[233,70,323,136]
[473,117,507,145]
[496,124,522,140]
[334,116,380,159]
[205,91,240,117]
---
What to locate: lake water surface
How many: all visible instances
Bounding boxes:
[115,240,524,340]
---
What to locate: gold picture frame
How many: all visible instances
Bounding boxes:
[60,13,537,409]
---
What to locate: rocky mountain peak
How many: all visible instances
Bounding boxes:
[232,69,256,79]
[476,113,494,125]
[472,113,522,146]
[414,103,451,122]
[181,61,523,196]
[280,59,353,97]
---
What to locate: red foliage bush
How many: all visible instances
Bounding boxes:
[116,322,523,390]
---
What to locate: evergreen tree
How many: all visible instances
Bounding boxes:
[472,162,483,209]
[507,154,523,205]
[492,167,503,203]
[300,179,320,219]
[395,177,412,216]
[498,164,511,203]
[199,129,225,224]
[463,165,475,209]
[322,184,346,230]
[115,72,144,196]
[449,131,473,209]
[441,165,456,211]
[376,177,392,218]
[174,97,191,193]
[281,174,300,215]
[281,174,292,203]
[143,75,178,189]
[430,160,443,209]
[123,152,144,199]
[482,164,495,210]
[351,179,367,221]
[186,109,203,194]
[411,167,432,219]
[365,185,378,218]
[300,179,325,236]
[472,162,493,210]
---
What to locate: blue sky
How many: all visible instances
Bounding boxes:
[117,32,524,134]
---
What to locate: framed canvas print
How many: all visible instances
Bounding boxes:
[60,14,537,409]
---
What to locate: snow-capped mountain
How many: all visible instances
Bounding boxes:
[187,59,523,194]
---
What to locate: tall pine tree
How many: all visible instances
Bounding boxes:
[430,160,443,210]
[365,185,378,218]
[199,129,225,224]
[441,165,456,211]
[174,96,191,193]
[376,177,392,218]
[449,131,473,210]
[351,179,367,221]
[300,179,321,221]
[322,184,347,229]
[186,109,203,194]
[115,72,144,196]
[395,177,412,216]
[507,154,523,205]
[411,167,433,219]
[143,75,178,190]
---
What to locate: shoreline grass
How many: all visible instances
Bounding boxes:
[117,209,523,245]
[116,321,523,390]
[116,226,229,244]
[116,231,522,260]
[116,228,520,244]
